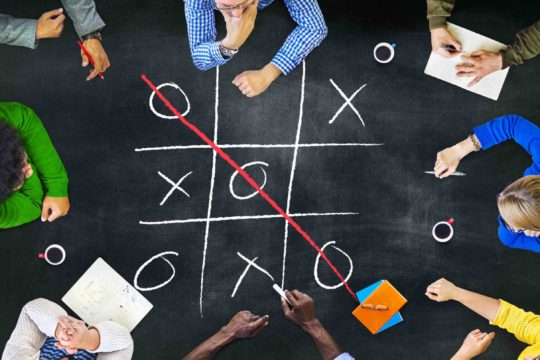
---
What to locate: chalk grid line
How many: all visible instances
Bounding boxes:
[199,67,219,317]
[140,63,382,316]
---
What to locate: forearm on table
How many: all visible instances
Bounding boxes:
[453,287,501,322]
[502,20,540,68]
[183,328,235,360]
[426,0,455,30]
[61,0,105,38]
[452,134,480,160]
[302,319,343,360]
[0,15,38,48]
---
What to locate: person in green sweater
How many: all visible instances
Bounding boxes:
[427,0,540,87]
[0,102,69,229]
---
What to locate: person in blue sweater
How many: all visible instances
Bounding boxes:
[434,114,540,253]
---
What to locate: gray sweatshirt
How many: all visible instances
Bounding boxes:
[1,298,133,360]
[0,0,105,49]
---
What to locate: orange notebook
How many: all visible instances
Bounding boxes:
[352,280,407,334]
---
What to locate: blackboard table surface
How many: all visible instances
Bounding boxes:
[1,0,539,359]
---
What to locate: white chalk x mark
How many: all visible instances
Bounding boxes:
[158,171,193,206]
[329,79,367,126]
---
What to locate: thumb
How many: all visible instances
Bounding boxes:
[41,204,50,222]
[449,38,462,51]
[470,50,484,57]
[42,8,64,20]
[47,208,61,222]
[81,50,89,67]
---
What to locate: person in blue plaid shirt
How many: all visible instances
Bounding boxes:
[184,0,328,97]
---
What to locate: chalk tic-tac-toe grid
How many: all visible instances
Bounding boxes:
[135,62,384,316]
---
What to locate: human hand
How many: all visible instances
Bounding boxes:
[524,230,540,237]
[434,146,461,178]
[81,39,110,80]
[55,315,99,354]
[221,3,257,50]
[456,50,503,87]
[524,355,540,360]
[41,196,70,222]
[430,28,462,58]
[281,290,317,329]
[35,9,65,40]
[232,63,281,97]
[425,278,460,302]
[221,311,269,339]
[451,329,495,360]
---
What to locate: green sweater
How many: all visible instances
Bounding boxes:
[0,103,68,229]
[426,0,540,68]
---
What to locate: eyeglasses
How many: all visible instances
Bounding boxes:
[214,0,256,11]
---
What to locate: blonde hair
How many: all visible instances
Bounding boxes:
[497,175,540,231]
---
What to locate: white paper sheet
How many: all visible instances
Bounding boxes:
[424,22,509,101]
[62,258,153,331]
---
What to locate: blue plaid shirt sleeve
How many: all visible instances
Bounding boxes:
[271,0,328,75]
[184,0,229,71]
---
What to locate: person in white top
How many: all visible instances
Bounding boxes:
[1,298,133,360]
[183,289,354,360]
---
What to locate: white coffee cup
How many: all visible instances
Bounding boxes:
[373,42,396,64]
[38,244,66,265]
[432,218,455,243]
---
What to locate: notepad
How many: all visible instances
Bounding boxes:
[352,280,407,334]
[62,258,153,331]
[424,22,509,101]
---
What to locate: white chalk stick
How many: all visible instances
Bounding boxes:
[273,284,291,305]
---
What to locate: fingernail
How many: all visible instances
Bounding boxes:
[41,217,45,222]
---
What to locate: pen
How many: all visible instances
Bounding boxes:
[77,40,104,80]
[439,45,464,53]
[425,171,466,176]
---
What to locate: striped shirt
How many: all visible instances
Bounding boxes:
[40,337,96,360]
[184,0,328,75]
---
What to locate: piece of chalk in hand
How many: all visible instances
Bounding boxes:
[273,284,291,304]
[424,171,466,176]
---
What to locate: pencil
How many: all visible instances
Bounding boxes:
[77,40,104,80]
[360,303,388,311]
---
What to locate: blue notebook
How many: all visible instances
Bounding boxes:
[356,280,403,333]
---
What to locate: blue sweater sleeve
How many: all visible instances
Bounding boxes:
[497,216,540,253]
[473,114,540,176]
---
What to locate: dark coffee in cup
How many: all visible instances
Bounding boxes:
[434,223,451,239]
[39,244,66,265]
[432,218,455,243]
[47,247,64,263]
[375,46,391,61]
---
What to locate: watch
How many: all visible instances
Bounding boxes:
[219,42,238,59]
[81,31,102,42]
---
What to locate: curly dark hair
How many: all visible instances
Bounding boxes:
[0,120,26,202]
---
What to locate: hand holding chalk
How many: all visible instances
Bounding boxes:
[222,311,269,339]
[273,284,291,305]
[281,290,317,329]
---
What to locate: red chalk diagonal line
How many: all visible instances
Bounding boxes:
[141,74,359,303]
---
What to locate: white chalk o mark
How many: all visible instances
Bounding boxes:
[134,251,180,291]
[313,241,353,290]
[149,82,191,119]
[229,161,269,200]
